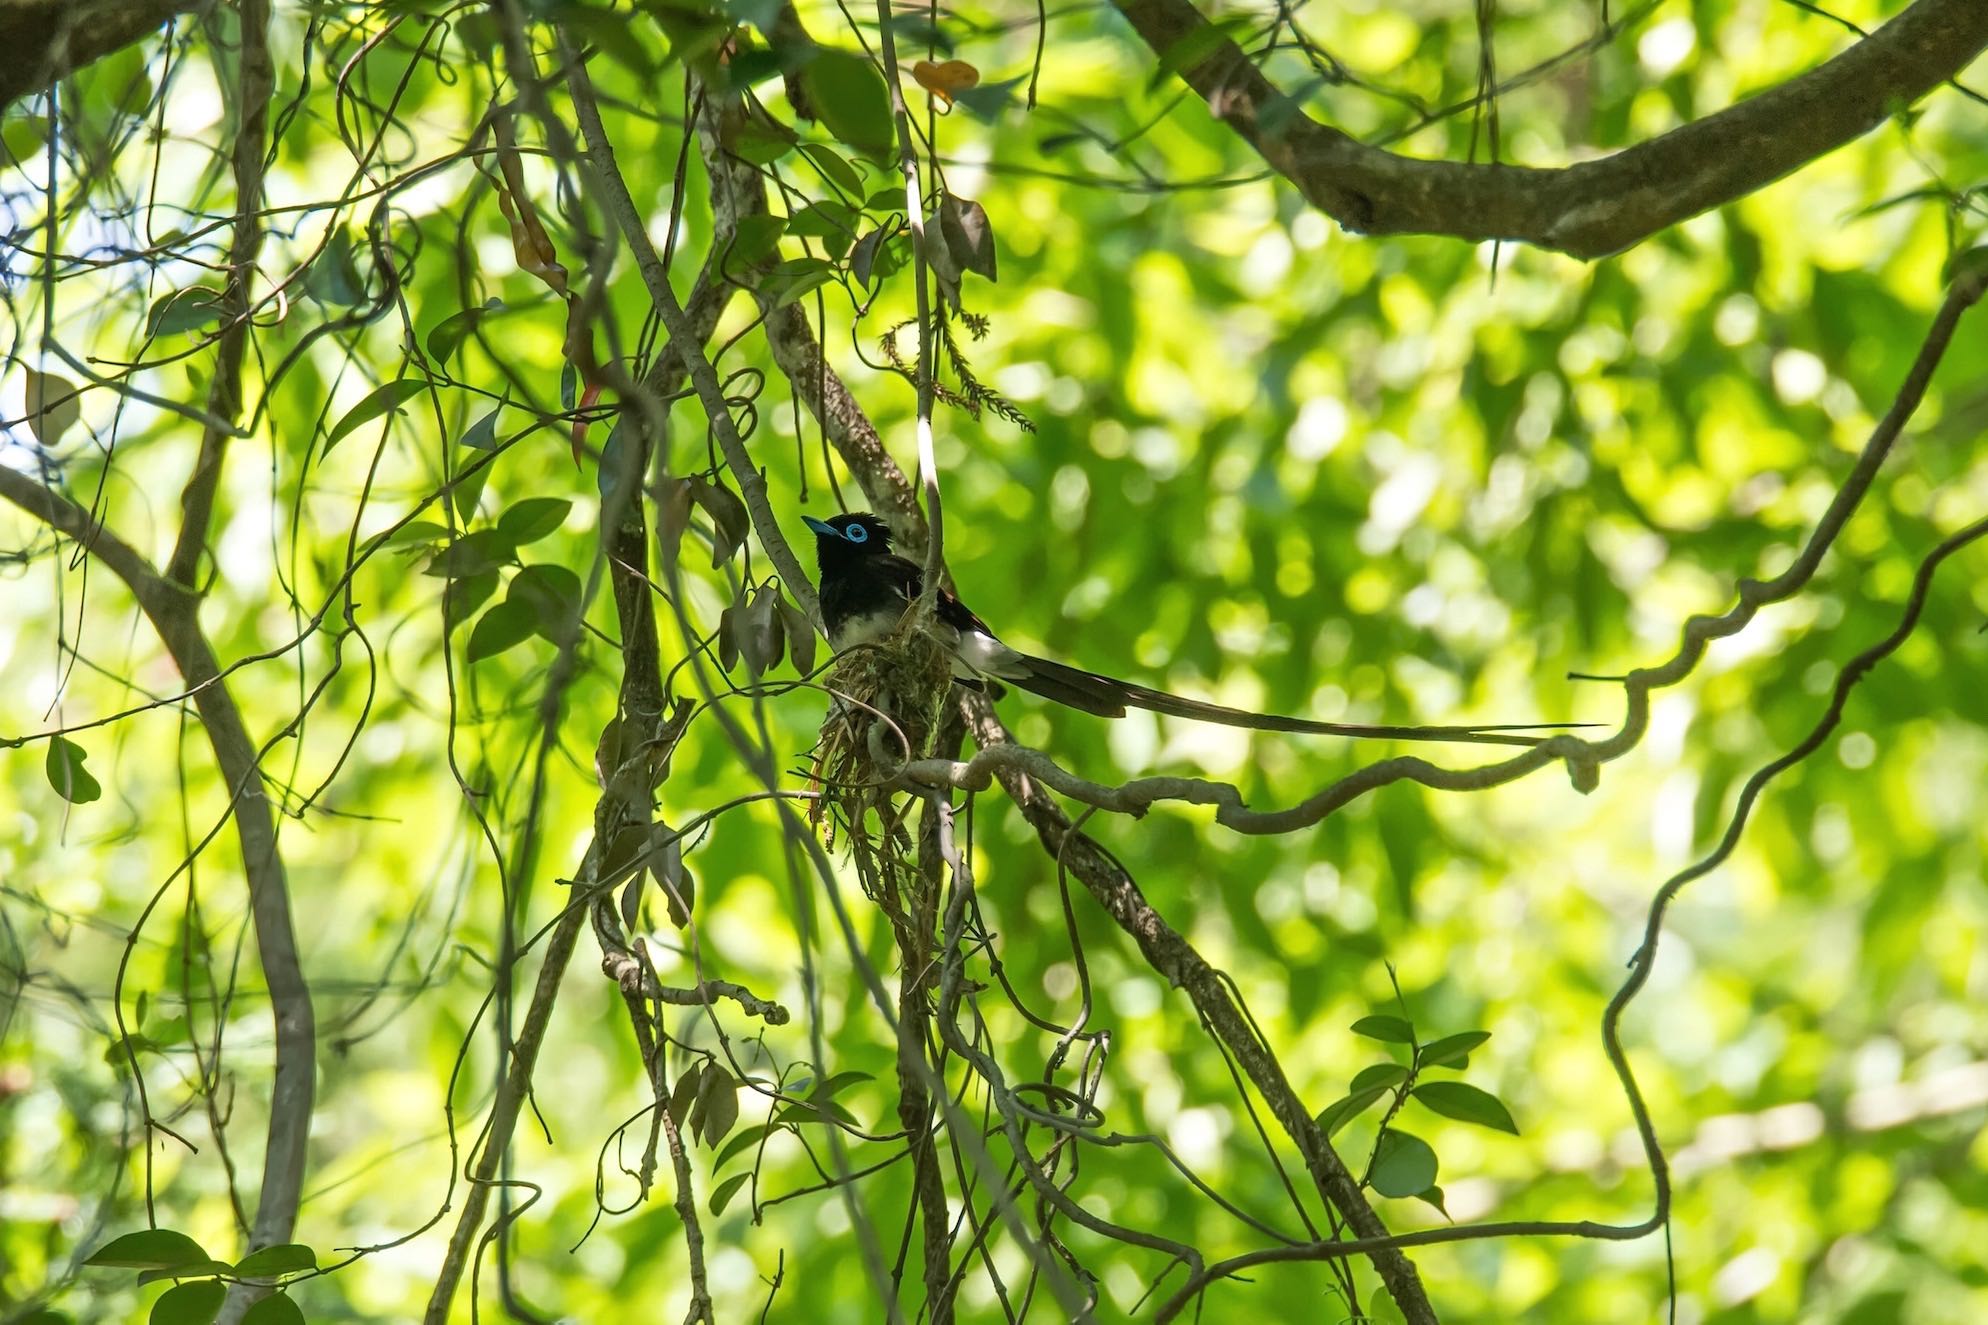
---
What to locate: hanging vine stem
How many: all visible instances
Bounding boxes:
[872,0,944,607]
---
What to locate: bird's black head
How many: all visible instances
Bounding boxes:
[803,512,893,571]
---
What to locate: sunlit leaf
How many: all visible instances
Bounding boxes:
[426,299,504,362]
[306,227,366,307]
[23,370,82,446]
[324,378,426,455]
[146,288,226,337]
[45,737,102,805]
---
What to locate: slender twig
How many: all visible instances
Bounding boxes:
[872,0,944,603]
[0,467,317,1315]
[163,0,272,594]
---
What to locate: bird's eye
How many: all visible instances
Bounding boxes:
[844,524,869,544]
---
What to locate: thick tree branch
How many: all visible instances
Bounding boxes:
[0,467,316,1283]
[0,0,208,109]
[1113,0,1988,257]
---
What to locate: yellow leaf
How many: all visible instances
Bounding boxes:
[910,59,979,108]
[24,370,81,446]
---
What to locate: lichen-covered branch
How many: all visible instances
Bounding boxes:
[1111,0,1988,257]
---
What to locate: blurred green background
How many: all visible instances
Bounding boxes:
[4,0,1987,1321]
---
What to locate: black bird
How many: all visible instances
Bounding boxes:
[804,512,1577,746]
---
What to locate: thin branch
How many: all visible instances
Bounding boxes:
[163,0,272,594]
[0,466,317,1295]
[560,51,821,620]
[1111,0,1988,257]
[957,693,1440,1325]
[873,0,945,603]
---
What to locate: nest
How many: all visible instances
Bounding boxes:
[808,607,955,852]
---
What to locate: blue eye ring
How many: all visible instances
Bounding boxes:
[844,523,869,544]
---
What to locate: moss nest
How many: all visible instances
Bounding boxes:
[811,608,954,834]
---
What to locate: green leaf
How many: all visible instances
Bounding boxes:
[798,142,863,196]
[1369,1130,1438,1199]
[1349,1062,1409,1092]
[1412,1081,1518,1134]
[724,214,787,275]
[150,1280,225,1325]
[786,200,859,243]
[803,50,894,162]
[713,1123,776,1171]
[306,227,366,306]
[443,570,500,631]
[24,369,82,446]
[1366,1285,1409,1325]
[3,114,48,162]
[1947,244,1988,292]
[1416,1185,1449,1218]
[760,256,835,308]
[460,407,501,451]
[424,530,516,579]
[45,736,103,804]
[507,564,584,640]
[135,1261,235,1286]
[700,1069,741,1146]
[233,1243,317,1278]
[709,1171,751,1217]
[452,457,491,521]
[87,1229,212,1271]
[690,478,750,566]
[1417,1031,1490,1070]
[727,109,797,165]
[952,75,1026,121]
[938,196,997,281]
[324,378,426,455]
[497,497,571,545]
[849,226,889,289]
[466,600,537,662]
[1350,1015,1415,1044]
[241,1294,305,1325]
[426,298,503,362]
[668,1062,705,1129]
[146,288,226,337]
[383,520,451,550]
[1314,1086,1388,1137]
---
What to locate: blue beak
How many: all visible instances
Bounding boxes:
[802,516,838,538]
